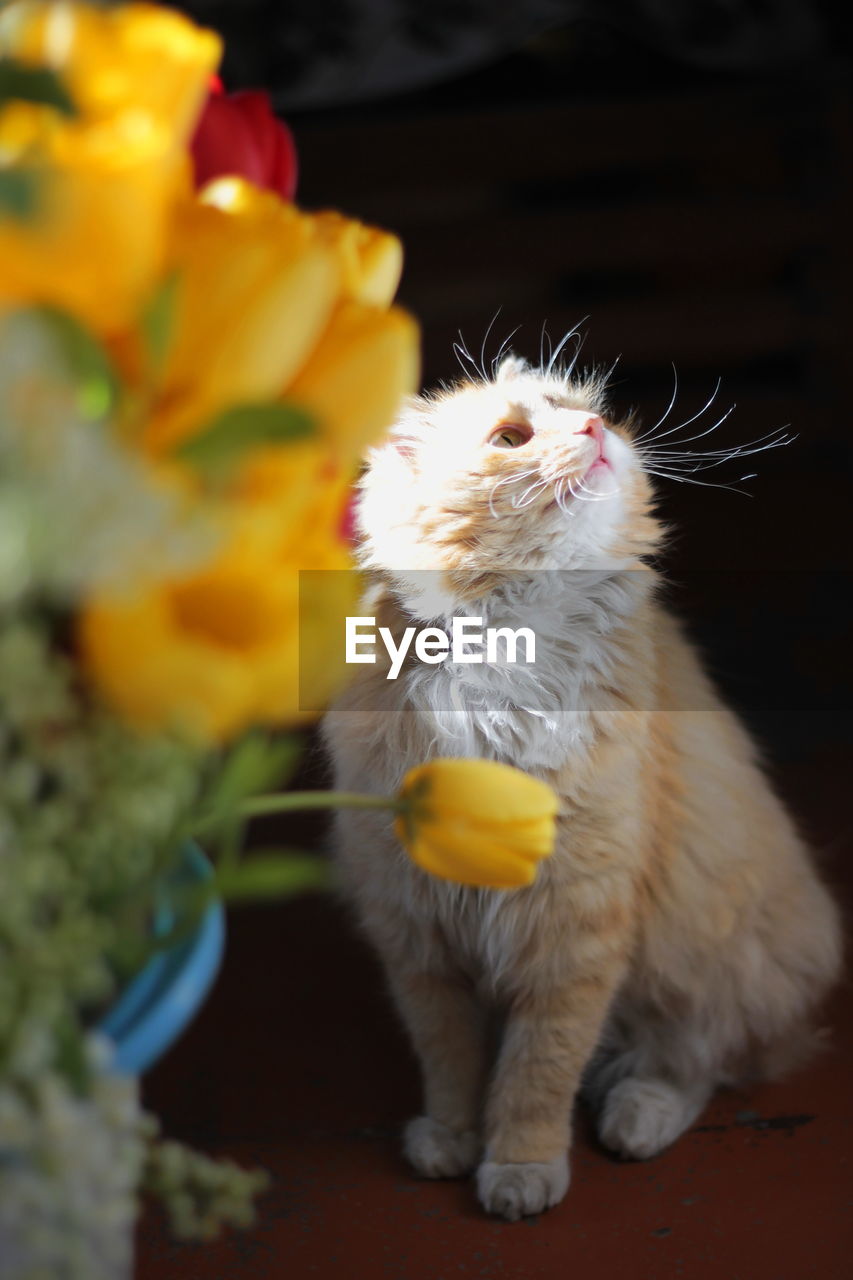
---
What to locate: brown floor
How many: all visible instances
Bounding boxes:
[136,746,853,1280]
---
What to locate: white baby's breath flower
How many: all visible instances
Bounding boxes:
[0,309,218,608]
[0,1044,148,1280]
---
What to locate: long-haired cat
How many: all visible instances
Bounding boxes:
[321,351,842,1221]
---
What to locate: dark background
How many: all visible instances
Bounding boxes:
[139,4,853,1276]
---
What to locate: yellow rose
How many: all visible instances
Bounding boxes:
[191,185,403,308]
[140,186,340,454]
[312,210,404,307]
[78,583,256,742]
[287,300,420,458]
[128,177,414,463]
[78,443,359,740]
[0,1,220,331]
[0,1,220,136]
[395,759,558,889]
[138,178,419,461]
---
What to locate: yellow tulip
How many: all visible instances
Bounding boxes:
[0,1,220,331]
[78,443,360,740]
[395,759,558,889]
[287,300,420,458]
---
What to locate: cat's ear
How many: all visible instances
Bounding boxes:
[378,399,426,466]
[388,432,419,463]
[366,433,417,468]
[495,355,528,383]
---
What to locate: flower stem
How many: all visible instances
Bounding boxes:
[239,790,405,820]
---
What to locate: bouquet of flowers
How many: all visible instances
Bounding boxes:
[0,4,557,1276]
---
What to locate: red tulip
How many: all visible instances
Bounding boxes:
[190,87,298,200]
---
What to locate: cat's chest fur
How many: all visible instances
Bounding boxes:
[387,571,642,776]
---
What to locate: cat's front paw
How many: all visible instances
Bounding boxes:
[403,1116,480,1178]
[476,1154,570,1221]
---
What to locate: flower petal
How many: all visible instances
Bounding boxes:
[312,210,403,307]
[397,819,538,890]
[288,301,420,457]
[403,758,559,825]
[143,191,339,452]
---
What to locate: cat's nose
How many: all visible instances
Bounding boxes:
[574,415,605,444]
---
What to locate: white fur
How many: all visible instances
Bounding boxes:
[598,1077,712,1159]
[393,569,649,771]
[404,1117,480,1178]
[476,1155,570,1221]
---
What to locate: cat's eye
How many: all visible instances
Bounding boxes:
[489,423,532,449]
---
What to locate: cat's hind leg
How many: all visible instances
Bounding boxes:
[583,1013,717,1161]
[597,1074,712,1159]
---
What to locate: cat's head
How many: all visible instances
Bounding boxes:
[356,356,662,591]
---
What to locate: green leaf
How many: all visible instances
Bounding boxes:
[0,59,77,116]
[214,851,331,902]
[34,306,119,420]
[0,169,38,219]
[214,733,303,811]
[140,273,179,373]
[192,734,303,841]
[175,402,314,473]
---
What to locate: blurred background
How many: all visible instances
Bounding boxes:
[180,0,853,762]
[139,3,853,1275]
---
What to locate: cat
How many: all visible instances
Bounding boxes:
[321,352,842,1221]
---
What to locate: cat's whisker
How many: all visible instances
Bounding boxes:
[639,403,736,451]
[574,474,619,501]
[554,477,575,517]
[566,476,609,504]
[479,308,503,382]
[545,327,577,377]
[633,375,721,445]
[546,322,586,378]
[564,332,587,382]
[491,324,523,377]
[512,478,549,509]
[641,426,794,462]
[453,332,479,379]
[645,447,791,476]
[578,474,621,499]
[646,443,782,465]
[641,362,679,439]
[539,319,551,373]
[639,427,795,479]
[644,467,758,496]
[597,353,622,394]
[488,468,539,516]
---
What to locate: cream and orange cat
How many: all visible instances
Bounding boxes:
[322,352,842,1221]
